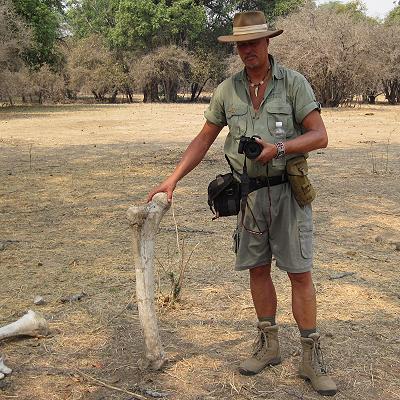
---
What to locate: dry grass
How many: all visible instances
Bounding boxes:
[0,103,399,399]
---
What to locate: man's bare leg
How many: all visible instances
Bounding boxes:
[249,265,277,319]
[239,264,281,376]
[288,271,337,395]
[287,271,316,331]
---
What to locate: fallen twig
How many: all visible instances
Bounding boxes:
[76,369,149,400]
[329,272,355,280]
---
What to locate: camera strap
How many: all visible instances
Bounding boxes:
[223,154,270,235]
[239,157,267,235]
[240,157,250,214]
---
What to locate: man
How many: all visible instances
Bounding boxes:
[148,11,337,396]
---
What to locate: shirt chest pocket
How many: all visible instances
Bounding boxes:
[266,102,295,138]
[226,104,248,139]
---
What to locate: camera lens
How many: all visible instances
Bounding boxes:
[245,141,262,159]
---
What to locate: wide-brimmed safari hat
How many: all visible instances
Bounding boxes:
[218,11,283,43]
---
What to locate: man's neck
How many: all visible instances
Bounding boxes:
[245,62,271,83]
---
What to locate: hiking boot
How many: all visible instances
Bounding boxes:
[299,333,337,396]
[238,321,281,376]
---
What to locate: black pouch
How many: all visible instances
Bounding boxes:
[207,173,241,219]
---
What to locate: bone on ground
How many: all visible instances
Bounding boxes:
[0,310,49,379]
[127,193,171,370]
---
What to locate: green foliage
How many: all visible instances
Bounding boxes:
[386,5,400,24]
[110,0,206,52]
[318,0,377,23]
[234,0,306,23]
[319,0,366,14]
[11,0,64,67]
[66,0,119,41]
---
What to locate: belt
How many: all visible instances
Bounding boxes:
[248,174,288,193]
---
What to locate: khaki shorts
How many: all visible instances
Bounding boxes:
[233,182,313,273]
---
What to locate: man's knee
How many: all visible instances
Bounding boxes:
[249,264,271,280]
[287,271,313,287]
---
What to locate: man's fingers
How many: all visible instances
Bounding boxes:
[147,187,173,203]
[147,187,161,203]
[166,188,174,202]
[147,192,155,203]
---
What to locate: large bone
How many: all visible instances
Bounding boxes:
[0,357,12,379]
[127,192,171,370]
[0,310,49,340]
[0,310,49,379]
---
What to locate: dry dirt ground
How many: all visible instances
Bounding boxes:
[0,102,399,400]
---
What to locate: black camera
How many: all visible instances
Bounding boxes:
[238,135,262,159]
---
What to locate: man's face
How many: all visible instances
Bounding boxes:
[236,37,269,70]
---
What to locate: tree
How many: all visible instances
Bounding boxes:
[27,64,65,103]
[319,0,367,18]
[271,4,378,106]
[110,0,206,52]
[67,35,126,102]
[235,0,306,23]
[0,0,32,104]
[386,5,400,24]
[132,45,194,102]
[374,23,400,104]
[190,49,226,101]
[11,0,64,67]
[65,0,119,41]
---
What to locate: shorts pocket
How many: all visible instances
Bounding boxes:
[292,203,313,259]
[298,226,313,259]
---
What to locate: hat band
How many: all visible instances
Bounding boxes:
[233,23,269,35]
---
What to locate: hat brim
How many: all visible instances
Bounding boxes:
[217,29,283,43]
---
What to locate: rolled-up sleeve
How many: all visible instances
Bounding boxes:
[204,84,227,127]
[293,75,321,124]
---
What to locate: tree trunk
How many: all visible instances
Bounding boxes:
[167,80,178,102]
[382,79,397,105]
[190,82,198,102]
[109,89,118,103]
[125,87,133,103]
[190,78,211,102]
[143,80,160,103]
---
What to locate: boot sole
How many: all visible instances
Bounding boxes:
[299,374,337,397]
[238,357,282,376]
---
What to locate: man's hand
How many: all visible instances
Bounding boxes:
[146,121,222,204]
[147,177,177,203]
[255,138,277,164]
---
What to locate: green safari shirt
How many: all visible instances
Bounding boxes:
[204,55,320,178]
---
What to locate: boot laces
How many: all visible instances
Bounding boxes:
[252,330,268,359]
[312,341,327,375]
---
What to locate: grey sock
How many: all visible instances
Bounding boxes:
[258,316,276,326]
[300,328,317,338]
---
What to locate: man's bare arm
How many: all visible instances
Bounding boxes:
[147,121,223,202]
[256,110,328,163]
[285,110,328,154]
